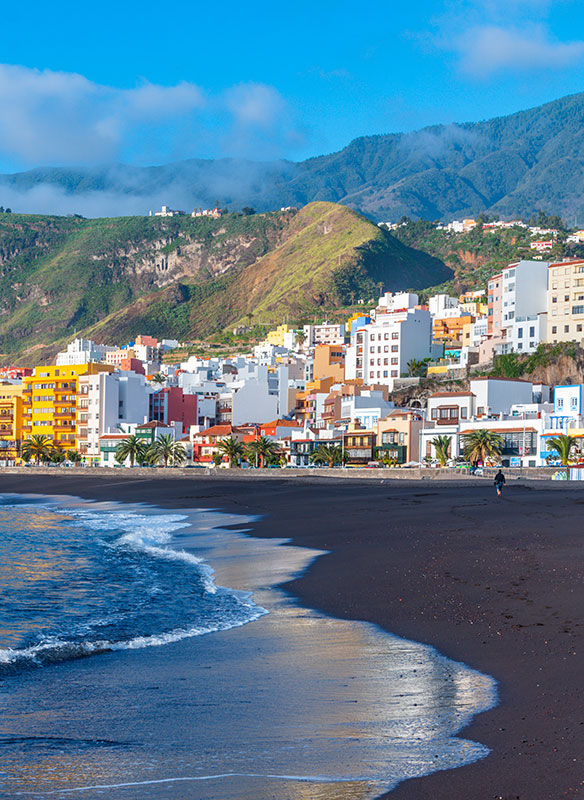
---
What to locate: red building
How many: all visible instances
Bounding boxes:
[119,358,145,375]
[149,387,197,433]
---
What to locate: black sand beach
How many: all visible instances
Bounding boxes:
[1,471,582,799]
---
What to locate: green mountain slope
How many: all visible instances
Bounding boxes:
[0,202,451,361]
[4,91,584,222]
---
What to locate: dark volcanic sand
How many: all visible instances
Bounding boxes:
[1,472,582,800]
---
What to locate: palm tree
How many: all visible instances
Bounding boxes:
[546,434,578,466]
[245,436,280,468]
[310,443,343,468]
[218,436,245,468]
[149,434,187,467]
[66,449,82,464]
[407,358,428,378]
[430,435,452,466]
[22,435,54,465]
[461,429,504,465]
[115,435,146,467]
[295,330,307,349]
[151,373,167,385]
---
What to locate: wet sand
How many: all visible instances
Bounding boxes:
[1,472,582,799]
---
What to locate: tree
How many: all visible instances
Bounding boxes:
[295,330,307,349]
[407,358,429,378]
[430,435,452,466]
[51,450,66,464]
[218,436,245,468]
[461,429,504,465]
[151,373,167,384]
[115,435,146,467]
[22,435,54,465]
[245,436,280,468]
[149,434,187,467]
[546,434,578,466]
[241,207,255,216]
[66,449,82,464]
[212,451,223,467]
[310,443,343,468]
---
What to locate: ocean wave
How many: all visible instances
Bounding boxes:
[0,499,268,675]
[0,603,267,675]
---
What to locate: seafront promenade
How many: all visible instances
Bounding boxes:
[0,464,569,481]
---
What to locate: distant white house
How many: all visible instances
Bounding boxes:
[149,206,183,217]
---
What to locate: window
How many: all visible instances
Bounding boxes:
[477,406,484,415]
[431,408,437,420]
[439,408,449,418]
[517,343,523,349]
[573,306,584,315]
[552,326,557,334]
[557,398,564,409]
[392,332,399,339]
[578,325,583,332]
[565,325,570,333]
[384,333,389,340]
[552,297,557,303]
[391,358,398,365]
[461,408,468,419]
[529,326,535,337]
[517,328,523,338]
[565,295,570,302]
[571,397,578,409]
[391,345,398,352]
[370,334,375,341]
[383,370,388,377]
[391,370,398,377]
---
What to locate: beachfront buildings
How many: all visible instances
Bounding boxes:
[489,260,550,355]
[421,377,553,467]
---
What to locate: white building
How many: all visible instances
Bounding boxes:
[346,307,434,390]
[56,338,114,366]
[77,371,150,463]
[150,205,183,217]
[340,391,393,429]
[303,323,345,347]
[428,294,460,318]
[500,260,550,343]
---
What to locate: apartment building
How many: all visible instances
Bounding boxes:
[22,363,113,453]
[496,260,550,353]
[77,370,150,463]
[313,344,345,381]
[346,307,433,388]
[303,323,345,347]
[546,260,584,344]
[0,383,24,461]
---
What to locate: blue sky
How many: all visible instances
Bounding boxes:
[1,0,584,172]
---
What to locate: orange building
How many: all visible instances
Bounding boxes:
[313,344,345,381]
[432,315,475,344]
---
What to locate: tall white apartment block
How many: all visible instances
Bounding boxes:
[500,260,550,340]
[346,308,433,389]
[77,371,150,461]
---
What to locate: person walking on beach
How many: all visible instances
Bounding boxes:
[494,469,506,497]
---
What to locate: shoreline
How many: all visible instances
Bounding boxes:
[0,472,582,799]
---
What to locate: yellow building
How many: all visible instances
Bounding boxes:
[546,260,584,344]
[265,324,295,347]
[0,383,25,461]
[22,363,113,453]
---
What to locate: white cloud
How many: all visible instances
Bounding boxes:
[452,25,584,76]
[0,65,299,167]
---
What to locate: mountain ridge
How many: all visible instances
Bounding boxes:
[3,91,584,222]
